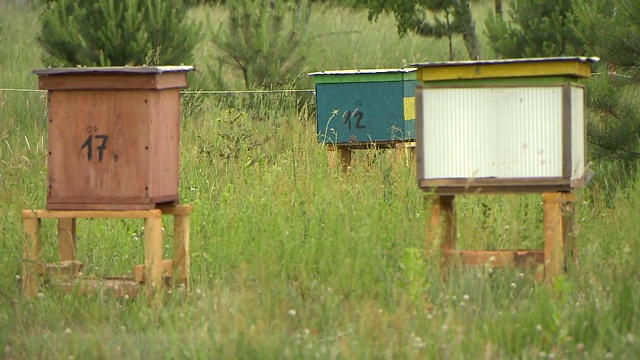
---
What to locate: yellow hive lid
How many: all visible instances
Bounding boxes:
[411,56,599,82]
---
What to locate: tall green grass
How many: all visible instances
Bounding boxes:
[1,2,640,359]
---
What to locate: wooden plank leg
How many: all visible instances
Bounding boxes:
[394,142,416,166]
[327,145,340,170]
[338,146,352,174]
[144,212,164,292]
[22,217,42,297]
[328,145,352,174]
[543,192,565,282]
[58,218,77,262]
[426,195,456,275]
[563,198,577,271]
[394,143,406,165]
[173,212,191,290]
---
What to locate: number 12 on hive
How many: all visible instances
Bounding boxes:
[342,109,365,130]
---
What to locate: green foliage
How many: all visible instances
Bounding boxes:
[354,0,482,60]
[182,0,223,5]
[5,3,640,359]
[399,247,430,306]
[583,76,640,163]
[210,0,311,89]
[484,0,585,58]
[573,0,640,164]
[483,0,640,167]
[38,0,201,67]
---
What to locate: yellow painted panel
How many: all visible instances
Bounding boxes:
[403,97,415,121]
[417,61,593,82]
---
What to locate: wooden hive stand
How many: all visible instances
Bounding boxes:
[21,204,191,297]
[428,192,576,282]
[327,141,416,173]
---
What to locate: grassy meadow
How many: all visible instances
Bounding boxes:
[1,1,640,359]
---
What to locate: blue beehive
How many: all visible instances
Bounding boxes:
[309,68,417,145]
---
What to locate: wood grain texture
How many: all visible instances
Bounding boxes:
[23,209,162,219]
[38,73,188,91]
[147,89,180,203]
[47,90,150,209]
[173,213,190,289]
[42,71,187,210]
[21,205,191,298]
[427,192,576,284]
[327,145,352,174]
[44,260,83,277]
[22,218,42,297]
[144,216,164,291]
[57,218,76,261]
[429,195,456,253]
[133,260,174,284]
[415,58,594,81]
[157,204,192,216]
[543,192,565,281]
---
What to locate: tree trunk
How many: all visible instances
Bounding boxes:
[444,9,454,61]
[495,0,503,20]
[456,0,482,60]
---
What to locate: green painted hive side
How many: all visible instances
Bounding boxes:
[314,74,416,144]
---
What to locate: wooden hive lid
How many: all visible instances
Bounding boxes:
[411,57,599,82]
[33,66,195,90]
[308,68,417,84]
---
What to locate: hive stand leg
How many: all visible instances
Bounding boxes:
[327,145,352,174]
[58,218,77,262]
[427,195,456,276]
[327,145,338,168]
[562,195,577,271]
[543,192,574,283]
[144,213,164,292]
[394,143,407,165]
[22,217,42,297]
[394,142,416,166]
[173,212,191,290]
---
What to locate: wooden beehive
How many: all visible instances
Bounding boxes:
[309,68,417,144]
[34,66,194,210]
[412,57,598,194]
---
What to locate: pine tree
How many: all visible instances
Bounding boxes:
[210,0,311,89]
[356,0,482,60]
[39,0,201,67]
[574,0,640,163]
[484,0,585,58]
[494,0,503,20]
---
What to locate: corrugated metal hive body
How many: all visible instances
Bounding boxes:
[309,68,417,144]
[412,57,598,194]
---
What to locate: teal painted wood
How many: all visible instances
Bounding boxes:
[311,69,416,144]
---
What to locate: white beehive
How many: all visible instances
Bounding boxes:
[413,57,598,194]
